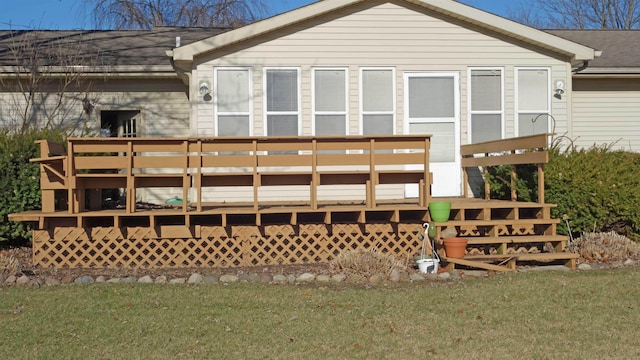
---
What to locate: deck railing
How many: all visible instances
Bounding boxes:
[461,133,552,203]
[34,135,432,214]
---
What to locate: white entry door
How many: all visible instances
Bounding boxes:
[404,72,461,197]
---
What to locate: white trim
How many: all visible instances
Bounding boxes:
[514,67,551,137]
[263,67,301,136]
[311,67,349,136]
[402,71,462,196]
[214,67,253,136]
[467,67,505,143]
[359,67,396,135]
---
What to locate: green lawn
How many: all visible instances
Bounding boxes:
[1,268,639,359]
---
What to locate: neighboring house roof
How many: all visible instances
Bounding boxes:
[0,27,221,76]
[171,0,598,66]
[546,30,640,75]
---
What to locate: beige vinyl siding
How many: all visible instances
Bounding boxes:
[572,88,640,151]
[1,77,191,205]
[194,2,572,203]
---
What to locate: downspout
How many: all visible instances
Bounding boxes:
[166,50,192,98]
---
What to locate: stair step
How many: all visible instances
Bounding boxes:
[462,252,579,261]
[464,235,568,245]
[436,218,559,225]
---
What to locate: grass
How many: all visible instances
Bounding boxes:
[1,268,639,359]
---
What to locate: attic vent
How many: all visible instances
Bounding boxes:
[175,36,181,47]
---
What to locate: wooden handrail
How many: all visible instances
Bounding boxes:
[53,135,432,213]
[461,133,552,203]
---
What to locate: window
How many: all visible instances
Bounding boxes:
[361,68,395,135]
[100,110,139,138]
[516,68,550,136]
[265,68,300,136]
[215,68,252,136]
[469,68,503,143]
[313,68,347,136]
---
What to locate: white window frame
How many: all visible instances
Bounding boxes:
[467,67,504,143]
[359,67,396,135]
[214,67,253,137]
[263,67,301,136]
[515,67,551,137]
[311,67,349,136]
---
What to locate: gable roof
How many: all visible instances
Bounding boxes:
[546,30,640,74]
[171,0,598,65]
[0,27,220,75]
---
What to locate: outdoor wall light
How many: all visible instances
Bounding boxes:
[199,80,211,96]
[553,80,565,99]
[554,80,565,95]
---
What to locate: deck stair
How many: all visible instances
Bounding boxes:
[432,199,578,272]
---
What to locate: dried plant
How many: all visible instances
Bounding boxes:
[0,251,20,274]
[567,232,640,263]
[330,249,407,278]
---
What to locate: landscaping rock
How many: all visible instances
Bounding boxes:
[169,278,186,284]
[138,275,154,283]
[16,275,31,286]
[389,269,402,282]
[578,263,593,271]
[95,275,106,283]
[273,274,287,284]
[316,274,331,283]
[624,259,635,266]
[219,274,238,283]
[331,274,346,283]
[122,276,138,283]
[188,273,204,284]
[438,272,451,280]
[107,278,122,284]
[74,275,94,284]
[238,273,252,282]
[61,275,74,284]
[154,275,168,284]
[4,275,16,285]
[296,273,315,283]
[259,273,272,283]
[409,273,425,281]
[286,274,296,284]
[248,273,261,283]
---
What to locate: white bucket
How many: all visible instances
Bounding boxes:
[416,258,439,274]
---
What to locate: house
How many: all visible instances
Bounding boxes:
[547,30,640,152]
[2,0,638,204]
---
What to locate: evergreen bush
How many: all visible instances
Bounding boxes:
[483,143,640,241]
[0,129,66,244]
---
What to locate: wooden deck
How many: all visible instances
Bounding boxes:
[10,134,578,271]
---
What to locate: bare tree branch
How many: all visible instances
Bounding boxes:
[509,0,640,29]
[87,0,270,30]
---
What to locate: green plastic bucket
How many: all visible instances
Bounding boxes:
[428,201,451,222]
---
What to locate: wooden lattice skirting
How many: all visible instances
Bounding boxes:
[32,223,425,269]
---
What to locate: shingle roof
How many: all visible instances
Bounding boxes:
[0,27,223,68]
[546,30,640,69]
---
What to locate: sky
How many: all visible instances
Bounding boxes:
[0,0,523,30]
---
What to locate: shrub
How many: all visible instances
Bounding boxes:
[0,129,66,244]
[483,143,640,241]
[546,144,640,241]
